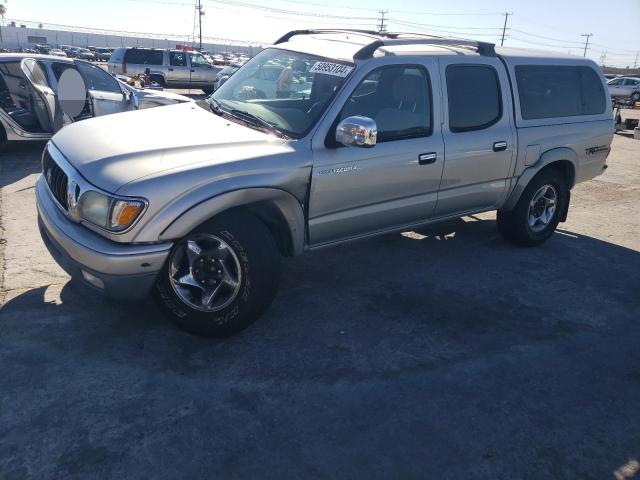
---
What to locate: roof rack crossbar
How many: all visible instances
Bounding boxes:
[354,38,495,59]
[273,29,495,59]
[273,29,401,45]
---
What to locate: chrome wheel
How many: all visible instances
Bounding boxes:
[527,184,557,233]
[168,234,242,312]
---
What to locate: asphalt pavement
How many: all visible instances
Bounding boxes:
[0,135,639,479]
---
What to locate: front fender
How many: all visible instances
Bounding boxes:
[158,188,306,256]
[502,147,578,211]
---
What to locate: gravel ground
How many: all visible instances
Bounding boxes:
[0,135,639,479]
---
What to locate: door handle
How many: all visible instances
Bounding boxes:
[493,141,507,152]
[190,69,195,72]
[418,152,437,165]
[168,68,174,71]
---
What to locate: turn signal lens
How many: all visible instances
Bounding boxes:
[110,200,144,231]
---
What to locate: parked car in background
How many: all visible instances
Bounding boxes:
[49,48,67,57]
[88,47,113,62]
[75,48,96,61]
[0,53,192,150]
[107,47,221,93]
[213,64,239,91]
[34,44,52,54]
[35,30,612,338]
[607,76,640,102]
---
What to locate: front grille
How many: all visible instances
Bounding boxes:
[43,149,69,211]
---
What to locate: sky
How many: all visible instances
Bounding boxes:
[3,0,640,67]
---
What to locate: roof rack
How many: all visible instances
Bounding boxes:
[273,29,496,59]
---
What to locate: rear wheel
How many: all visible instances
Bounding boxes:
[155,210,281,337]
[631,92,640,103]
[497,168,568,247]
[149,75,166,88]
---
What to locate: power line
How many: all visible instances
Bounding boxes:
[204,0,377,20]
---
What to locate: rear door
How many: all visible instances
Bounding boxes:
[75,60,129,117]
[623,78,639,96]
[19,58,58,132]
[167,51,191,86]
[607,78,625,97]
[433,57,515,218]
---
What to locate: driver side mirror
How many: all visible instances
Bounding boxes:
[336,116,377,148]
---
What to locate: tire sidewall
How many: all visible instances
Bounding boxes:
[154,213,279,337]
[519,172,567,244]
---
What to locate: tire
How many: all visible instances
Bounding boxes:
[202,87,214,95]
[631,92,640,103]
[155,209,281,337]
[497,168,568,247]
[149,75,166,88]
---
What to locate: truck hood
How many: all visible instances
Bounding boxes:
[52,102,287,192]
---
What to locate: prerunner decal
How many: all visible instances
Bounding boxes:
[309,62,354,77]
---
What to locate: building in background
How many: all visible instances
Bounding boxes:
[0,23,263,55]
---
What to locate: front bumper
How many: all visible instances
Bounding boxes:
[36,176,172,300]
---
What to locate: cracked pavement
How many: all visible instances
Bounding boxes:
[0,136,639,479]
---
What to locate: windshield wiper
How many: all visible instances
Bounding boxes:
[228,109,290,139]
[207,97,223,115]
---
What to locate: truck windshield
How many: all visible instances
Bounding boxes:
[210,48,354,138]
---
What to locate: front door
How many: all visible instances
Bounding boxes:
[308,61,445,246]
[74,60,129,117]
[433,57,515,218]
[188,52,213,86]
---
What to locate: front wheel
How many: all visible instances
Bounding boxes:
[202,87,214,95]
[631,92,640,103]
[155,210,281,337]
[497,168,568,247]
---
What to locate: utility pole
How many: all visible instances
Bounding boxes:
[634,52,639,70]
[500,12,512,46]
[581,33,593,57]
[377,10,387,33]
[600,50,607,66]
[196,0,204,51]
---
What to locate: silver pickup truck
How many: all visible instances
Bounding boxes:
[36,30,614,337]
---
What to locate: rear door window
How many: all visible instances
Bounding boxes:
[170,52,187,67]
[515,65,606,119]
[446,64,502,132]
[76,61,122,93]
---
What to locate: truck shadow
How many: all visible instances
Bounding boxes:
[2,217,640,478]
[2,217,639,381]
[0,141,48,189]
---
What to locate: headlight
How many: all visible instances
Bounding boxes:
[77,191,145,232]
